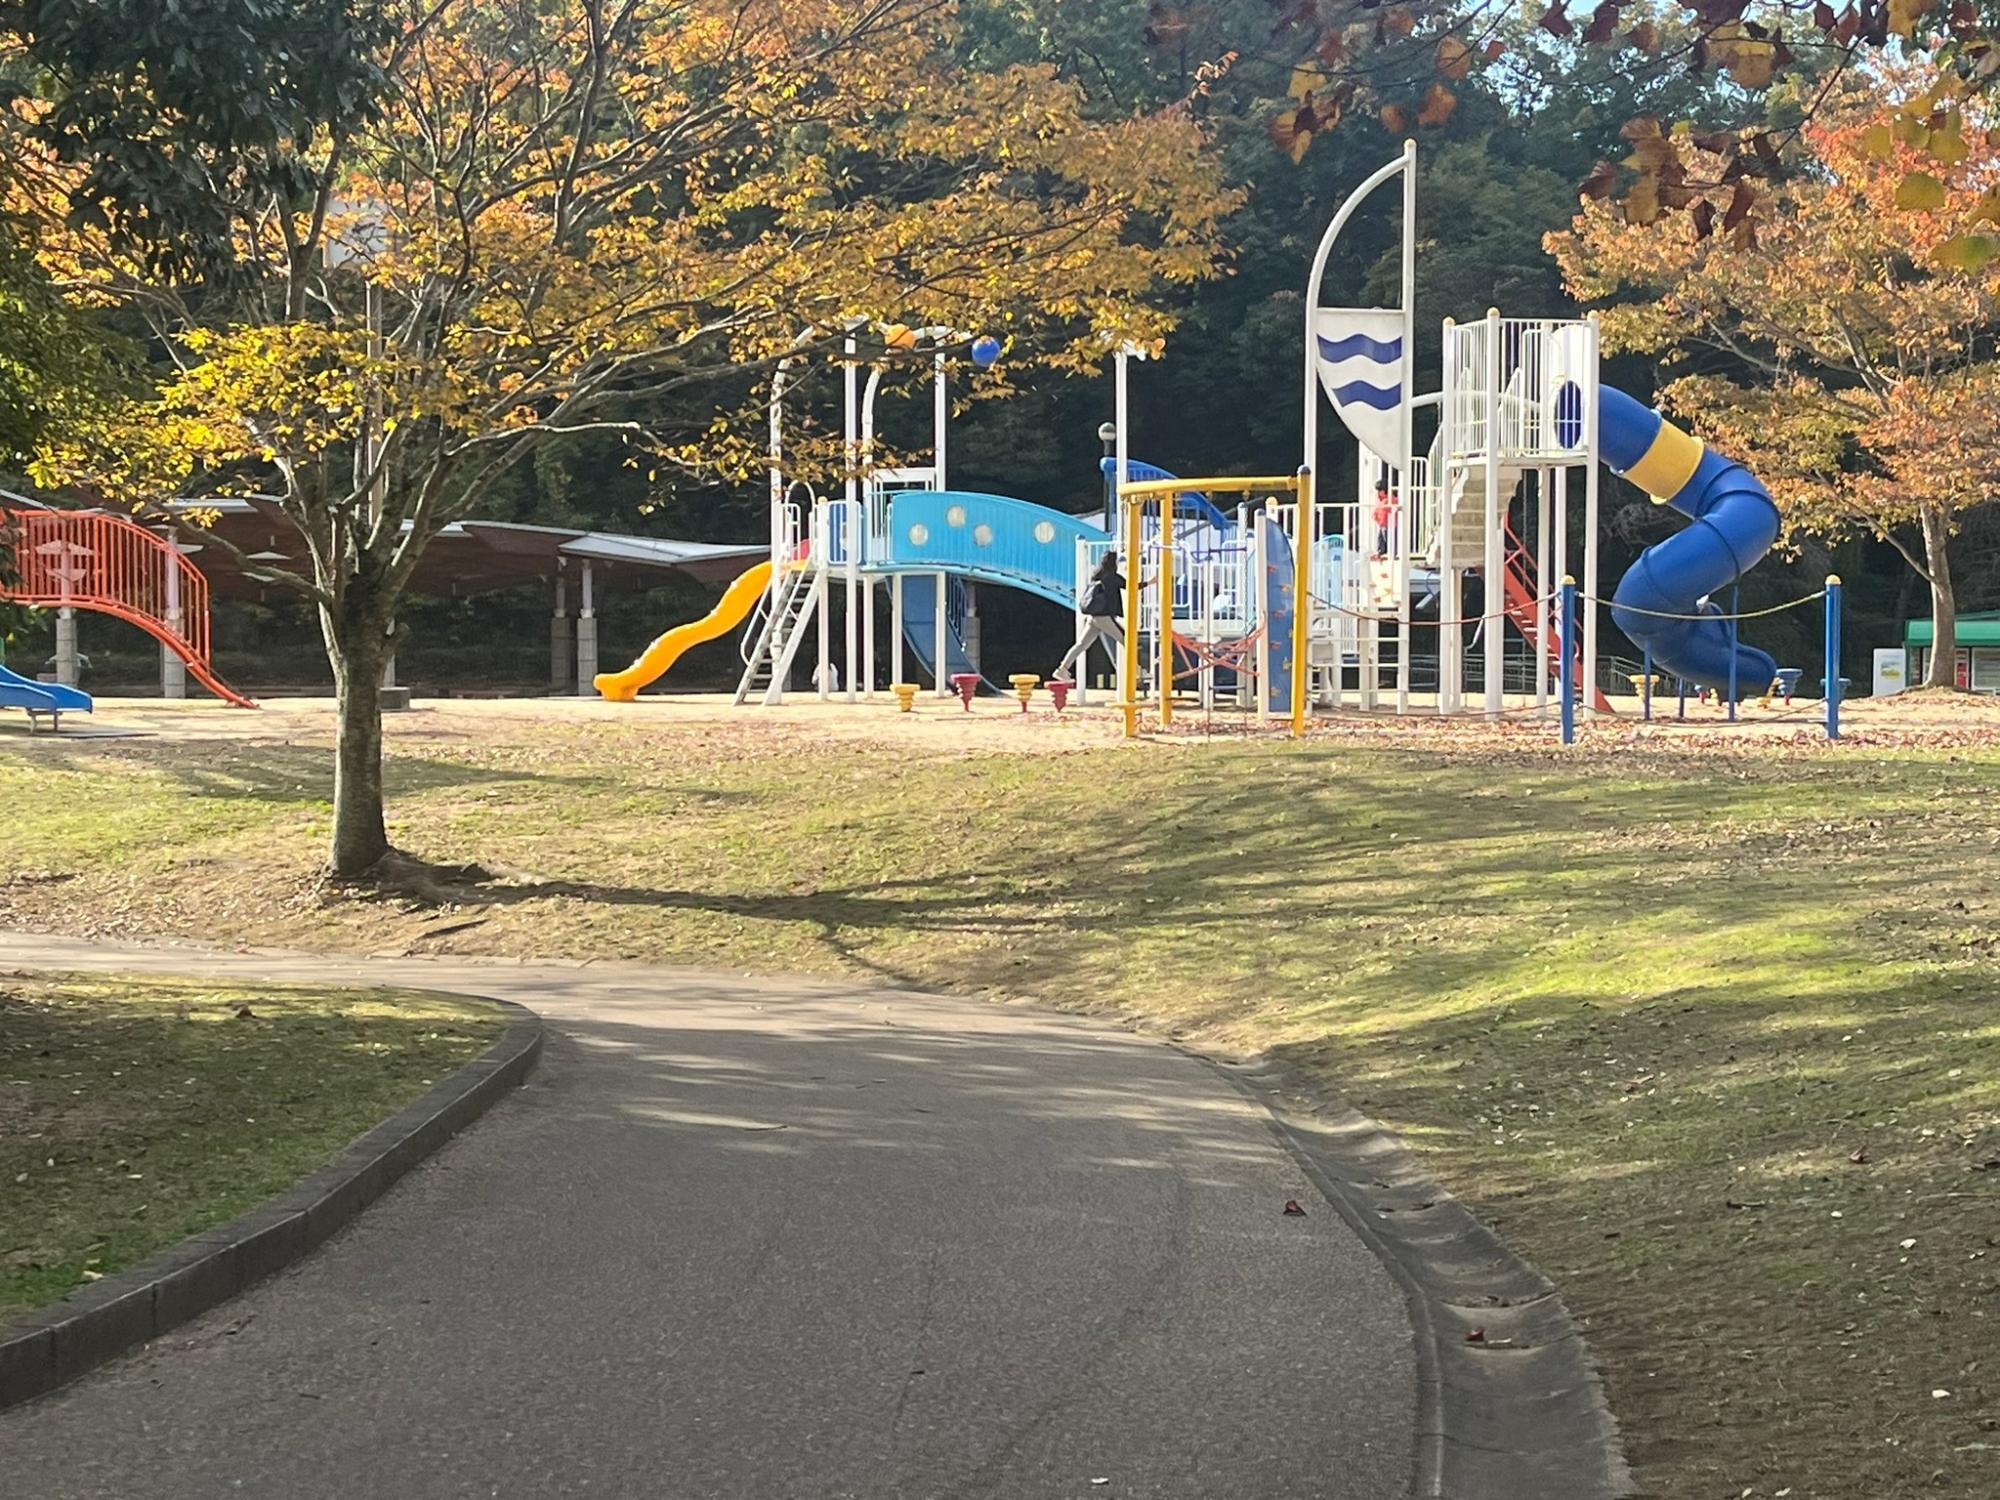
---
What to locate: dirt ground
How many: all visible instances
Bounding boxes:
[6,682,1996,755]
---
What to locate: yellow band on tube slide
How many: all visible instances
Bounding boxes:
[1621,418,1704,505]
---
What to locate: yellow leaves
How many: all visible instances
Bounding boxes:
[1861,123,1896,160]
[1933,234,2000,271]
[1708,24,1780,88]
[1888,0,1931,36]
[1896,171,1948,210]
[1929,125,1970,165]
[1435,36,1475,80]
[1625,174,1662,226]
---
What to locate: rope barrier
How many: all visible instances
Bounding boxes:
[1579,590,1826,622]
[1313,591,1558,629]
[1169,628,1262,683]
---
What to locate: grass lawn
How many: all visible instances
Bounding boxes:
[0,972,501,1323]
[2,697,1997,1497]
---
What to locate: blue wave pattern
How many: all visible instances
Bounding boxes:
[1317,332,1402,363]
[1328,380,1401,411]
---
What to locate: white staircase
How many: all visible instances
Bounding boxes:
[733,564,823,705]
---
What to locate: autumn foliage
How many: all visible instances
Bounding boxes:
[4,0,1239,875]
[1550,75,2000,684]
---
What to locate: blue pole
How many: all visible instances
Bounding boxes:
[1727,583,1739,722]
[1642,643,1653,722]
[1826,574,1843,740]
[1559,576,1577,745]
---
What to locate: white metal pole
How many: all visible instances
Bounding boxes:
[1583,314,1603,716]
[841,341,860,704]
[934,572,949,695]
[1303,145,1411,478]
[1075,537,1090,706]
[1397,137,1417,719]
[768,327,813,617]
[816,499,831,701]
[844,508,858,704]
[1555,463,1571,673]
[892,572,905,686]
[1536,466,1552,711]
[1438,320,1457,715]
[1200,559,1215,712]
[934,351,948,488]
[1255,506,1271,725]
[1115,348,1131,547]
[1483,308,1504,717]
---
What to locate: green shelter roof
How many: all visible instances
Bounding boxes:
[1906,611,2000,647]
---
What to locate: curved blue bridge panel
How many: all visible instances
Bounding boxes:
[873,491,1109,606]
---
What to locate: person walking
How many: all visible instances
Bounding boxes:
[1053,550,1126,683]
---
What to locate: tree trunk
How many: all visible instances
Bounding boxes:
[1920,503,1960,689]
[323,588,395,879]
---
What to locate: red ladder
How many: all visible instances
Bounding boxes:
[1499,523,1611,714]
[0,509,256,708]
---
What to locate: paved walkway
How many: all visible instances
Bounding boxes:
[0,937,1416,1500]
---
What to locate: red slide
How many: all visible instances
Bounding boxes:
[1499,525,1611,714]
[0,508,256,708]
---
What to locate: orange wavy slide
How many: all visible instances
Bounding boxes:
[593,560,773,701]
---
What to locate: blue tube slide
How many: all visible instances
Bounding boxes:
[1599,386,1780,693]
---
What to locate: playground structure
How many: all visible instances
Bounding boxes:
[594,325,1320,724]
[596,141,1836,737]
[0,506,256,721]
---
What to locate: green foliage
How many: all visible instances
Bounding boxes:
[5,0,396,281]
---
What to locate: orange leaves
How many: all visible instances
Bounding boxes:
[1271,76,1351,163]
[1435,35,1474,80]
[1417,83,1457,128]
[1553,67,2000,554]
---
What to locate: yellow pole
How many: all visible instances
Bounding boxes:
[1121,485,1143,739]
[1291,465,1313,737]
[1158,491,1174,729]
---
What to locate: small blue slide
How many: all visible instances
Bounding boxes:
[0,662,92,725]
[898,574,995,691]
[1600,386,1781,692]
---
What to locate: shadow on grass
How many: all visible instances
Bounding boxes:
[390,740,2000,1498]
[15,738,685,808]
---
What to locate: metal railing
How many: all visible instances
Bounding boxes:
[1443,316,1595,464]
[0,507,253,706]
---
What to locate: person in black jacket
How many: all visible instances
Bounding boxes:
[1053,550,1126,683]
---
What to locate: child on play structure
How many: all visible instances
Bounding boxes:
[1052,550,1125,684]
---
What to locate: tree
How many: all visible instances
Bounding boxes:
[15,0,1235,878]
[0,226,127,645]
[0,0,398,281]
[1548,76,2000,685]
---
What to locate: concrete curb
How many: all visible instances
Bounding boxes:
[0,997,543,1412]
[1216,1056,1634,1500]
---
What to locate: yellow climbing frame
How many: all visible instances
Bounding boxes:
[1114,468,1314,740]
